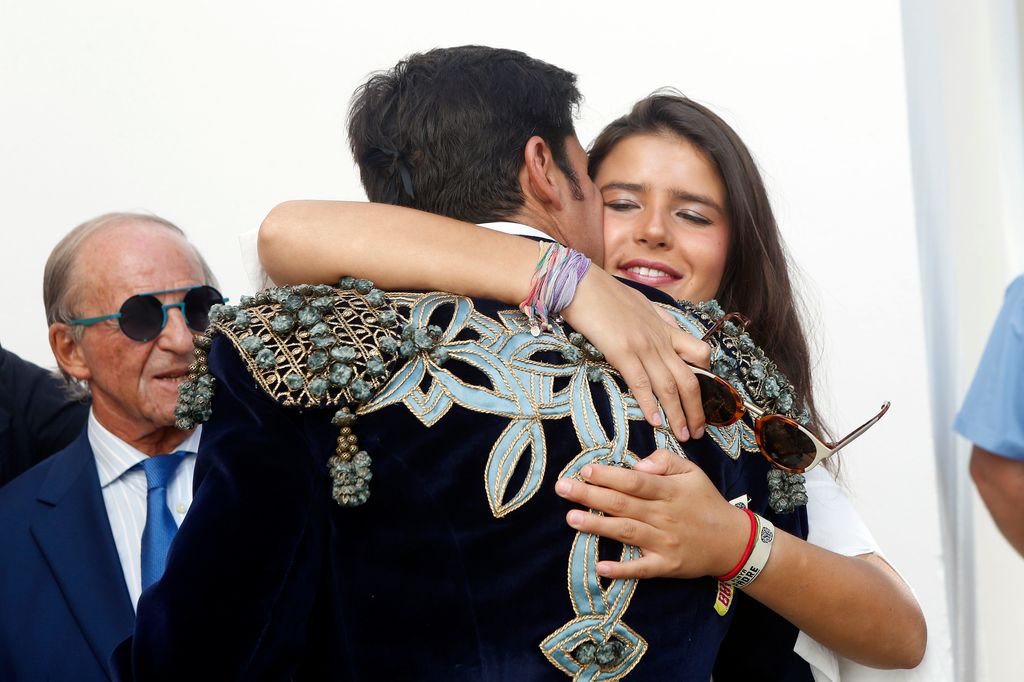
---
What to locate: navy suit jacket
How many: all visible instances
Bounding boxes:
[116,284,809,681]
[0,428,134,681]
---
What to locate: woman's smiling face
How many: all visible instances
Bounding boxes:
[596,132,730,303]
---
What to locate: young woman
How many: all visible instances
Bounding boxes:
[252,93,927,674]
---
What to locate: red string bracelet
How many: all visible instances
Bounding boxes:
[716,508,757,582]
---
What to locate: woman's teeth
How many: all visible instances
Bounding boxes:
[627,265,673,278]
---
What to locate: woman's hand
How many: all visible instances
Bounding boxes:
[553,449,749,579]
[556,450,929,668]
[561,267,711,442]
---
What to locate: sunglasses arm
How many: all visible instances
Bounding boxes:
[68,313,121,327]
[827,402,891,454]
[699,312,752,343]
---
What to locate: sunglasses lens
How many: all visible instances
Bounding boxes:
[183,286,224,332]
[760,417,817,471]
[119,295,165,341]
[695,373,743,426]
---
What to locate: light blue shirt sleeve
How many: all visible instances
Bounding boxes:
[955,275,1024,460]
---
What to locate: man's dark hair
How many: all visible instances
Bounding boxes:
[348,45,584,224]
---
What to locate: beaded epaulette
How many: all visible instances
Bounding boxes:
[175,277,407,507]
[663,296,806,509]
[685,301,810,424]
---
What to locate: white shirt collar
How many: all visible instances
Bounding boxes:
[89,410,202,488]
[478,221,559,243]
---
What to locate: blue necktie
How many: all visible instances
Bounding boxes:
[137,451,187,591]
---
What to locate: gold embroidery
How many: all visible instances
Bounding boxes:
[212,288,404,409]
[705,422,759,461]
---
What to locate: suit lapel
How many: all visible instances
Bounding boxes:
[31,430,135,676]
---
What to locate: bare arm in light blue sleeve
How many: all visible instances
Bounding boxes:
[955,275,1024,555]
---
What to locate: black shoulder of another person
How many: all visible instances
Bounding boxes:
[0,345,89,486]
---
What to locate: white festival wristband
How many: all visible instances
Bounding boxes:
[725,513,775,589]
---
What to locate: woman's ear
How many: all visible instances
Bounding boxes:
[522,135,564,211]
[49,323,92,383]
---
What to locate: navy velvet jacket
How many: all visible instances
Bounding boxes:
[115,283,808,681]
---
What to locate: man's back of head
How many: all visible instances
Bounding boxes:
[348,45,584,225]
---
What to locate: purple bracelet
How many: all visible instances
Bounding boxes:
[519,243,592,336]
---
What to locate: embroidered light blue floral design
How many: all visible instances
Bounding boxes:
[705,422,759,460]
[540,522,646,680]
[364,293,586,517]
[359,292,695,679]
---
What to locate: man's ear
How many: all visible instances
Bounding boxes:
[522,136,564,211]
[49,323,92,383]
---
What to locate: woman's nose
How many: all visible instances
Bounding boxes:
[635,209,670,248]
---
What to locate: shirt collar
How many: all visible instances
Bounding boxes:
[89,410,202,488]
[478,221,559,243]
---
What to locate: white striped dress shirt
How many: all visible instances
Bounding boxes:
[88,411,200,610]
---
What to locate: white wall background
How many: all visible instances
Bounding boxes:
[2,0,993,678]
[901,1,1024,681]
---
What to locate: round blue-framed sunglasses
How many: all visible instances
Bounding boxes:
[68,285,225,342]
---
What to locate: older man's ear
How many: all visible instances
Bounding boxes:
[48,323,91,383]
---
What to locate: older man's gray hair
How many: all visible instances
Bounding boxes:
[43,212,217,329]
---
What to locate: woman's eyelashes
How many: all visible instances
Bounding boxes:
[676,209,712,226]
[604,199,713,227]
[605,200,638,212]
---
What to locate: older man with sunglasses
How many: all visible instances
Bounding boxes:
[0,212,222,682]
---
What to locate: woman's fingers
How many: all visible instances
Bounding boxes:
[563,506,683,580]
[560,268,713,441]
[555,453,749,579]
[555,477,651,518]
[656,313,710,439]
[643,357,688,441]
[634,449,691,475]
[595,557,666,580]
[658,345,705,440]
[612,355,667,431]
[618,314,700,442]
[579,462,675,500]
[601,329,688,440]
[564,508,661,549]
[655,304,712,369]
[639,304,709,441]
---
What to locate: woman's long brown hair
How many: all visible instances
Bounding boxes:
[589,92,828,436]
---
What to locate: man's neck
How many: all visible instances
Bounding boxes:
[505,209,560,242]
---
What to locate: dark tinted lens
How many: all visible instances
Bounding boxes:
[760,417,817,471]
[183,286,223,332]
[118,295,165,341]
[695,373,742,426]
